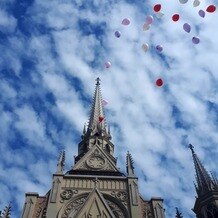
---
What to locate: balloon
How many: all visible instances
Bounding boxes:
[179,0,188,4]
[198,10,205,18]
[153,4,161,12]
[146,15,154,24]
[183,23,191,33]
[192,37,200,44]
[206,5,216,13]
[102,99,108,106]
[115,31,121,38]
[155,11,164,19]
[156,78,163,87]
[143,23,151,31]
[105,61,111,68]
[99,116,104,122]
[156,45,163,53]
[142,43,149,52]
[193,0,200,7]
[122,18,130,25]
[172,14,180,22]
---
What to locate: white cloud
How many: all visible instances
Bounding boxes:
[0,9,17,33]
[0,0,218,217]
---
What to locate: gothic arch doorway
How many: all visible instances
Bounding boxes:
[57,193,89,218]
[57,192,129,218]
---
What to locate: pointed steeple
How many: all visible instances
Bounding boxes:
[84,77,111,139]
[126,151,135,176]
[189,144,218,196]
[56,150,65,174]
[175,207,183,218]
[0,203,11,218]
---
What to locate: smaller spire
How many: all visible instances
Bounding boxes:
[126,151,135,176]
[83,123,86,134]
[0,202,11,218]
[189,144,218,196]
[56,150,65,174]
[85,78,111,139]
[175,207,183,218]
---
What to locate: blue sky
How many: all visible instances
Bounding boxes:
[0,0,218,217]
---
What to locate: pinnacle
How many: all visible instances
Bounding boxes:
[83,78,111,139]
[189,144,218,195]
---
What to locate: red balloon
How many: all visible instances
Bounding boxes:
[156,78,163,87]
[206,5,216,13]
[99,116,104,122]
[154,4,161,12]
[172,14,180,22]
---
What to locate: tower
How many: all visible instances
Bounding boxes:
[21,77,165,218]
[189,144,218,218]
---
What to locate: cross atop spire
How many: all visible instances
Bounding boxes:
[96,77,100,85]
[83,78,111,139]
[189,144,218,196]
[189,143,194,153]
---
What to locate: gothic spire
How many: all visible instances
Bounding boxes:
[126,151,135,176]
[0,203,11,218]
[56,150,65,174]
[85,77,110,139]
[189,144,218,196]
[175,207,183,218]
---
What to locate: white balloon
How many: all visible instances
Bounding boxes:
[179,0,188,4]
[142,43,149,52]
[155,12,164,19]
[193,0,200,7]
[143,23,150,31]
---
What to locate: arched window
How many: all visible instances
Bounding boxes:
[105,144,110,153]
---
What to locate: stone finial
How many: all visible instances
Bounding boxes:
[56,150,65,174]
[126,151,135,176]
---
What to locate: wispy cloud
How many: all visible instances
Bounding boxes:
[0,0,218,217]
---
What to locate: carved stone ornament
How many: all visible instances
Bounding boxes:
[61,195,88,218]
[86,155,106,169]
[60,189,78,202]
[111,191,128,205]
[34,197,47,218]
[106,199,126,218]
[143,208,153,218]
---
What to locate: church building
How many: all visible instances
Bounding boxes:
[1,78,216,217]
[20,77,165,218]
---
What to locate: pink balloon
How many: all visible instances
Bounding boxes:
[192,37,200,44]
[146,15,154,24]
[156,45,163,52]
[114,31,121,38]
[104,61,111,68]
[122,18,130,25]
[198,10,205,18]
[102,99,108,106]
[183,23,191,33]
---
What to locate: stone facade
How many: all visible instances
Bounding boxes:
[20,79,217,218]
[21,78,165,218]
